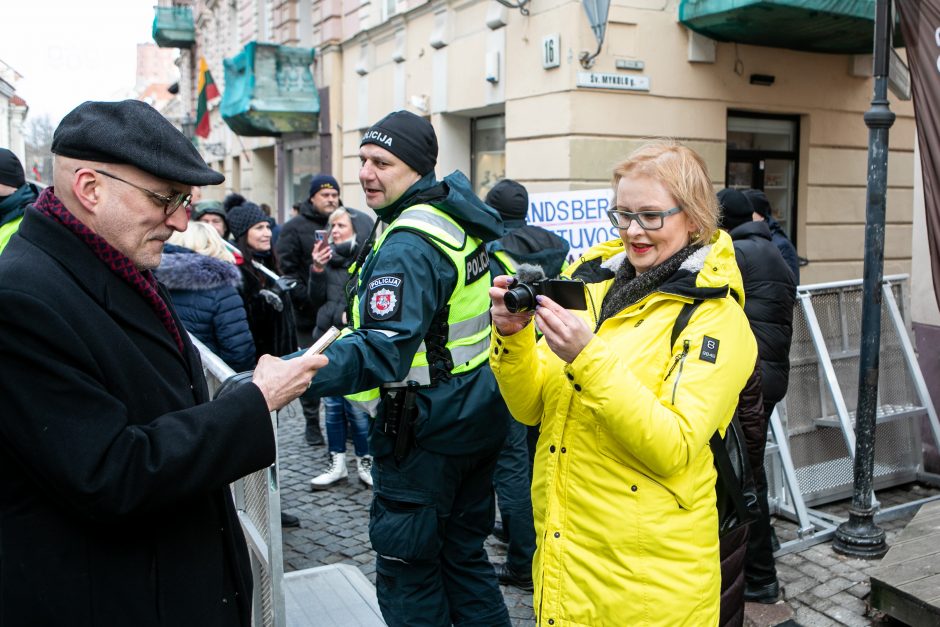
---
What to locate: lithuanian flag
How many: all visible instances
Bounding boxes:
[195,57,220,139]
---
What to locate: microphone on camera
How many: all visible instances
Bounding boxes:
[514,263,546,284]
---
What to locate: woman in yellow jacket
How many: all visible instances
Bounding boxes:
[489,141,758,627]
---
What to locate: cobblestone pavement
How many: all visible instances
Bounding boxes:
[275,402,934,626]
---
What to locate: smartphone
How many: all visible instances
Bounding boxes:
[306,326,341,355]
[314,229,328,243]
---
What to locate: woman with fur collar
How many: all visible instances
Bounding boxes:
[155,221,256,372]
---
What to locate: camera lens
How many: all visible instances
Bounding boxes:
[504,284,536,313]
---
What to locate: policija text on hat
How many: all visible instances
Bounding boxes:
[0,99,326,626]
[296,110,513,626]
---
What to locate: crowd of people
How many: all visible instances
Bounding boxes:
[0,98,799,627]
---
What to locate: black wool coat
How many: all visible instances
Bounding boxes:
[729,221,797,406]
[0,210,276,627]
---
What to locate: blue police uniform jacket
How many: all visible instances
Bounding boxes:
[304,171,508,456]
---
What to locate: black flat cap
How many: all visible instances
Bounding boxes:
[52,100,224,186]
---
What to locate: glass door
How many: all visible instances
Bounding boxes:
[726,113,800,244]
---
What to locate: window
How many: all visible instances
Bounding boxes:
[471,115,505,198]
[726,112,800,244]
[285,140,321,207]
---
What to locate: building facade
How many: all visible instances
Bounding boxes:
[160,0,917,285]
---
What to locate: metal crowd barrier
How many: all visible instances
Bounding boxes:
[764,275,940,555]
[190,335,287,627]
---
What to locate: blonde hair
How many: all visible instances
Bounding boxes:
[612,140,718,244]
[327,207,358,247]
[169,221,236,263]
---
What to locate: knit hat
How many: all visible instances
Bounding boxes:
[52,100,224,186]
[485,179,528,229]
[360,110,438,176]
[0,148,26,189]
[717,188,754,232]
[192,200,227,223]
[309,174,339,198]
[742,188,772,220]
[227,202,268,240]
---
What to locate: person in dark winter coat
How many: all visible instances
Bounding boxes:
[307,207,376,490]
[742,188,801,284]
[276,174,374,445]
[484,179,569,592]
[0,99,325,627]
[229,202,298,362]
[0,148,40,254]
[718,187,797,605]
[155,221,255,371]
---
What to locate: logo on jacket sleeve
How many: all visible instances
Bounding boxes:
[367,274,403,321]
[700,336,719,363]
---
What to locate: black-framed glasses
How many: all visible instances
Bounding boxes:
[91,169,192,216]
[606,206,683,231]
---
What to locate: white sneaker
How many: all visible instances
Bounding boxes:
[310,452,347,491]
[357,455,373,487]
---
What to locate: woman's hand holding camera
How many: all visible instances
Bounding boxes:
[489,275,534,336]
[535,295,593,364]
[311,239,332,272]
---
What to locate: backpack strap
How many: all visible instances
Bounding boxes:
[670,299,703,348]
[710,423,751,527]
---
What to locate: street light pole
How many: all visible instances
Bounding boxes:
[832,0,893,559]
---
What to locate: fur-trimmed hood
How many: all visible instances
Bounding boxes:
[155,247,242,291]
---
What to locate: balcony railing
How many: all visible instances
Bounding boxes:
[220,42,320,137]
[152,6,195,48]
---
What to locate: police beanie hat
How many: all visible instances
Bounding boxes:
[52,100,225,187]
[717,188,754,232]
[360,110,438,176]
[309,174,339,198]
[742,188,772,220]
[0,148,26,189]
[192,200,227,223]
[485,179,528,226]
[227,202,268,241]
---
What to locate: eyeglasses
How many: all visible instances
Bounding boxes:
[91,169,192,216]
[606,206,683,231]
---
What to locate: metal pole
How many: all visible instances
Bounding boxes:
[832,0,894,559]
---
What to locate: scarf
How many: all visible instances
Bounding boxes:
[597,243,701,328]
[32,187,185,354]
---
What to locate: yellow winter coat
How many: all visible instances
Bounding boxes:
[490,230,757,627]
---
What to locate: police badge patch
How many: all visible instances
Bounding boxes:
[367,274,404,321]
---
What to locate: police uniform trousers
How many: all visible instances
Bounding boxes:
[369,439,511,627]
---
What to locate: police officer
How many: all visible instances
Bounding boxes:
[303,110,511,626]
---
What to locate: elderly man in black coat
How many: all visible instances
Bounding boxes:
[718,188,797,605]
[0,100,326,627]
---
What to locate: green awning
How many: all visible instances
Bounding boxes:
[221,43,320,137]
[152,6,195,48]
[678,0,879,54]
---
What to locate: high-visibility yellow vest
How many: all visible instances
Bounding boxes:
[491,249,518,276]
[351,203,492,390]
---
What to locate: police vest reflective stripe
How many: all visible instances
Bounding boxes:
[492,249,519,276]
[352,203,492,389]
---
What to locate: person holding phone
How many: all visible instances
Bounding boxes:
[307,207,375,489]
[488,141,757,626]
[0,100,326,626]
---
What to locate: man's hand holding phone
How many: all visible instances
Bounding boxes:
[252,327,339,412]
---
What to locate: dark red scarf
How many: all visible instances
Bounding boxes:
[33,187,185,354]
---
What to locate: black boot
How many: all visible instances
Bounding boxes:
[305,417,324,446]
[280,512,300,527]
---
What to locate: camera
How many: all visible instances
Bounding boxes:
[504,278,587,313]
